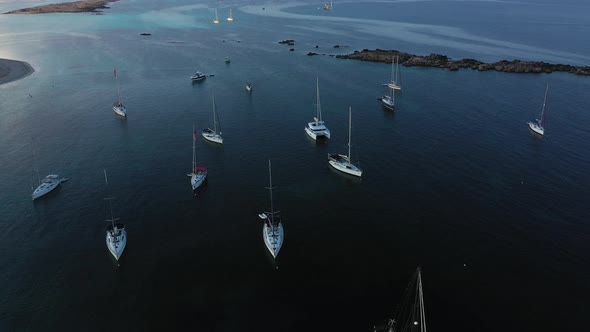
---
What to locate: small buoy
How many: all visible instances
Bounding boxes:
[463,263,467,267]
[414,321,419,326]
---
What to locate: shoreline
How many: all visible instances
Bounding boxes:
[333,49,590,76]
[3,0,119,14]
[0,59,35,85]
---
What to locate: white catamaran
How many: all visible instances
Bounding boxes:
[305,78,330,140]
[328,107,362,177]
[528,84,549,136]
[103,170,127,262]
[202,95,223,144]
[384,55,402,91]
[112,67,127,117]
[188,125,208,193]
[227,8,234,21]
[259,160,284,259]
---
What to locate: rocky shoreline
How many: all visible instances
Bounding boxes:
[335,49,590,76]
[4,0,119,14]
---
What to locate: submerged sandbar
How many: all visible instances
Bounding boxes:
[0,59,34,85]
[4,0,119,14]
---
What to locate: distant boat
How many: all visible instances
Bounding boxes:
[528,84,549,136]
[188,125,208,193]
[245,82,253,92]
[381,87,395,111]
[213,8,219,24]
[112,67,127,117]
[31,144,66,200]
[227,8,234,21]
[190,71,207,82]
[225,56,231,63]
[384,55,401,91]
[103,170,126,262]
[323,0,333,10]
[375,267,427,332]
[202,95,223,144]
[259,160,284,259]
[305,78,331,140]
[328,107,362,177]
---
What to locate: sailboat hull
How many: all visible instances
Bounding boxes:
[528,121,544,135]
[106,226,127,261]
[305,124,331,140]
[263,222,284,259]
[328,154,362,177]
[32,175,62,200]
[381,96,394,110]
[202,129,223,144]
[191,170,207,192]
[113,106,127,117]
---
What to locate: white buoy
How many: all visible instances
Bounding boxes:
[414,321,419,325]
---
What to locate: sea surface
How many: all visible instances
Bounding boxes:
[0,1,589,331]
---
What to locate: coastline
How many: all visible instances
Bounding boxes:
[334,49,590,76]
[3,0,119,14]
[0,59,35,85]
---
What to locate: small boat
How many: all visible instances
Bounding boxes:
[188,125,208,193]
[213,8,219,24]
[32,174,64,200]
[259,160,284,259]
[202,95,223,144]
[375,267,427,332]
[245,82,253,92]
[527,83,549,136]
[305,78,330,140]
[103,170,127,262]
[323,0,333,10]
[112,67,127,117]
[225,56,231,63]
[190,71,207,81]
[328,107,362,177]
[384,55,402,91]
[227,8,234,21]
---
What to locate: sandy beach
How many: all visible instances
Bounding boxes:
[0,59,34,85]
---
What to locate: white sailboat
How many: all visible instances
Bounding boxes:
[384,56,402,91]
[528,84,549,136]
[213,8,219,24]
[258,160,284,259]
[227,8,234,21]
[31,144,66,200]
[188,125,208,193]
[305,78,331,140]
[323,0,333,10]
[103,170,126,262]
[376,267,427,332]
[328,107,362,177]
[112,67,127,117]
[202,95,223,144]
[245,82,253,92]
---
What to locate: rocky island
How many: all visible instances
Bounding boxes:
[4,0,119,14]
[336,49,590,76]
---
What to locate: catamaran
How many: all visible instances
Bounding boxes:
[202,95,223,144]
[528,84,549,136]
[305,78,330,140]
[328,107,362,177]
[384,55,402,91]
[103,170,126,262]
[188,125,208,193]
[259,160,284,259]
[375,267,427,332]
[227,8,233,21]
[213,8,219,24]
[112,67,127,117]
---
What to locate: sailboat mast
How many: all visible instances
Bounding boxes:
[348,107,352,160]
[192,124,196,173]
[104,170,116,230]
[114,67,121,104]
[540,83,549,126]
[268,160,274,223]
[417,268,427,332]
[212,95,218,133]
[32,140,40,185]
[316,77,321,123]
[396,56,400,84]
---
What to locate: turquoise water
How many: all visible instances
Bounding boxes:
[1,1,589,331]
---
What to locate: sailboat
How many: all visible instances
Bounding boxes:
[328,107,362,177]
[112,67,127,117]
[31,143,67,200]
[188,125,208,193]
[245,81,253,92]
[375,267,427,332]
[381,82,395,111]
[213,8,219,24]
[323,0,333,10]
[305,78,331,140]
[384,56,402,91]
[202,95,223,144]
[258,160,284,259]
[527,84,549,136]
[227,8,233,21]
[103,170,127,262]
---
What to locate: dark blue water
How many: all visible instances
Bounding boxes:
[1,1,589,331]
